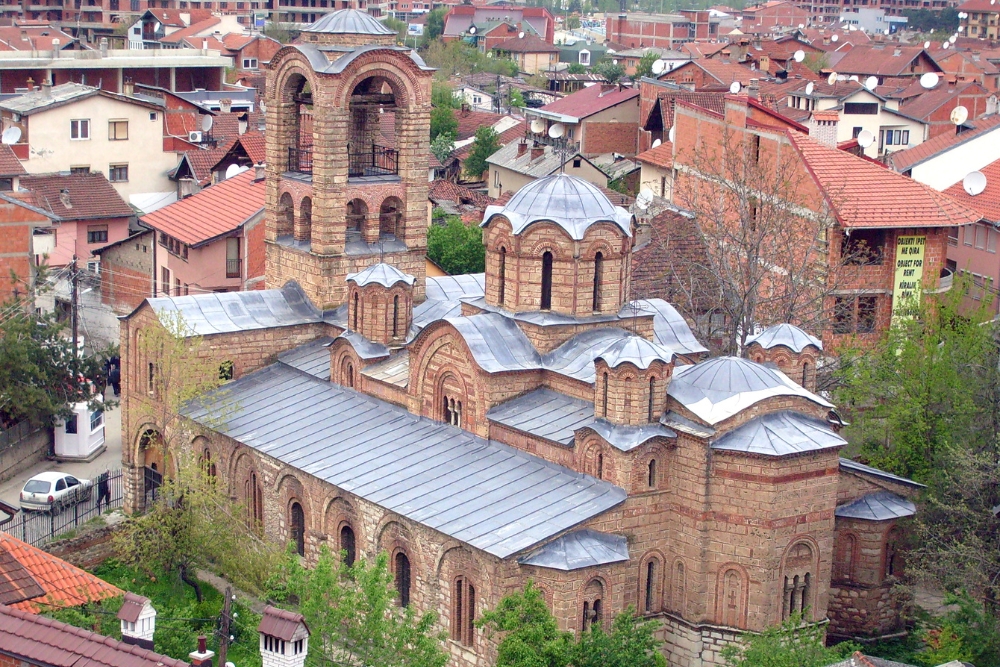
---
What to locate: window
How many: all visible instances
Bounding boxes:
[290,502,305,556]
[844,102,878,114]
[602,372,608,418]
[109,164,129,182]
[750,134,761,162]
[582,580,603,630]
[65,415,78,434]
[580,50,591,66]
[395,552,411,606]
[392,295,400,338]
[219,360,234,381]
[352,292,359,330]
[149,112,158,121]
[597,452,604,480]
[882,129,909,146]
[70,165,90,175]
[147,362,155,394]
[70,119,90,140]
[242,57,259,69]
[87,225,108,244]
[852,126,863,139]
[90,411,103,430]
[0,178,12,192]
[948,227,959,246]
[647,457,657,488]
[644,559,657,612]
[782,573,812,620]
[452,576,476,646]
[293,640,304,655]
[341,524,356,565]
[648,376,655,422]
[964,225,974,246]
[843,229,885,265]
[263,635,285,654]
[573,158,582,168]
[592,252,603,312]
[833,296,854,334]
[976,224,987,250]
[443,396,462,427]
[541,251,553,310]
[472,95,481,105]
[498,247,506,306]
[857,296,877,333]
[108,119,128,140]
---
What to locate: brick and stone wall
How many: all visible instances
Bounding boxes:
[44,524,118,570]
[98,230,154,314]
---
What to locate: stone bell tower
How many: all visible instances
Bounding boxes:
[264,9,433,308]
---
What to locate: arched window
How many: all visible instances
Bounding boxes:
[647,458,657,489]
[452,576,476,646]
[201,449,216,478]
[801,362,810,388]
[277,192,294,237]
[395,552,411,607]
[245,470,263,535]
[582,579,604,631]
[834,533,856,581]
[346,199,366,242]
[541,251,553,310]
[644,559,656,612]
[781,542,815,620]
[623,377,632,416]
[352,292,359,331]
[597,452,604,480]
[290,501,305,557]
[648,376,656,421]
[346,362,355,389]
[885,528,901,579]
[392,295,399,338]
[297,196,312,243]
[602,372,609,418]
[498,247,506,306]
[592,251,603,312]
[340,524,356,566]
[379,197,402,239]
[219,360,234,381]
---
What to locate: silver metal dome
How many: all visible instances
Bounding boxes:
[596,335,674,369]
[302,9,395,35]
[346,263,415,288]
[481,174,632,241]
[746,323,822,352]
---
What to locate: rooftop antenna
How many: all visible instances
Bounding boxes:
[549,122,568,172]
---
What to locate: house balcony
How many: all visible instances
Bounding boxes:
[226,258,241,279]
[925,267,953,294]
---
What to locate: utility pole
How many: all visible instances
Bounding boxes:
[70,255,79,357]
[217,586,233,667]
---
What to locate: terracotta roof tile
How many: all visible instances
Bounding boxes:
[831,44,935,77]
[211,111,266,144]
[887,114,1000,172]
[540,84,639,119]
[116,592,149,624]
[0,604,188,667]
[236,131,266,164]
[0,25,76,51]
[635,140,673,168]
[788,131,982,229]
[0,533,122,612]
[898,81,989,122]
[494,34,560,53]
[222,33,256,51]
[429,180,494,208]
[0,549,45,605]
[455,109,503,141]
[182,141,236,185]
[141,168,264,245]
[258,605,307,641]
[957,0,1000,11]
[159,17,221,44]
[944,155,1000,221]
[670,59,757,88]
[21,173,133,221]
[0,143,26,176]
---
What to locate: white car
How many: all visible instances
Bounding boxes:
[19,472,92,512]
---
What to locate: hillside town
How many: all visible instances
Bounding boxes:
[1,0,1000,666]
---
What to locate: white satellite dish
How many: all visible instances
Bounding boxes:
[942,41,950,49]
[831,34,839,42]
[865,75,878,90]
[805,82,815,95]
[530,118,545,133]
[849,24,857,31]
[202,115,213,132]
[951,105,969,125]
[849,75,860,82]
[468,25,477,34]
[828,71,838,86]
[798,23,804,28]
[959,11,968,17]
[668,125,676,142]
[793,49,805,62]
[636,187,654,210]
[964,170,988,196]
[958,25,965,32]
[224,163,248,179]
[548,122,565,139]
[924,40,931,48]
[518,31,525,38]
[920,72,939,89]
[651,59,666,75]
[857,129,875,148]
[1,126,21,144]
[950,34,958,43]
[729,81,741,94]
[612,59,618,65]
[651,138,662,148]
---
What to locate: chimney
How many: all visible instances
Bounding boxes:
[254,162,265,181]
[19,29,26,40]
[59,188,72,209]
[823,35,830,45]
[893,47,901,56]
[51,38,59,58]
[748,78,759,99]
[118,593,156,651]
[600,83,616,94]
[203,38,208,50]
[99,37,108,57]
[122,78,133,97]
[220,98,232,113]
[530,145,544,160]
[41,78,51,98]
[517,140,528,156]
[461,102,470,115]
[178,177,196,198]
[259,606,309,667]
[189,635,215,667]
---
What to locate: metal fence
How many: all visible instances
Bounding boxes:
[0,421,36,452]
[0,468,124,548]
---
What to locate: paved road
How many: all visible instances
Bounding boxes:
[0,389,123,508]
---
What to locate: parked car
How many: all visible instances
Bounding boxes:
[19,472,92,512]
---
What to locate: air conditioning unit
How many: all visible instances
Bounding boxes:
[188,131,203,142]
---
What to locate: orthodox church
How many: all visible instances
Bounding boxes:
[120,11,921,666]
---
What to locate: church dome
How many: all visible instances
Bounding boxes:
[597,336,674,369]
[302,9,396,35]
[347,263,415,288]
[746,323,822,353]
[674,356,784,394]
[482,174,633,241]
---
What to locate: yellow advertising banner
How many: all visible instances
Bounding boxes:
[892,235,925,319]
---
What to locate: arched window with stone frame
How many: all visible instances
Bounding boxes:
[592,251,603,312]
[582,578,605,631]
[277,192,294,237]
[540,251,553,310]
[395,550,411,607]
[340,523,357,566]
[346,198,367,243]
[884,526,902,580]
[452,575,476,646]
[640,553,663,614]
[717,566,748,629]
[780,540,817,621]
[244,468,264,535]
[671,560,686,616]
[289,500,306,557]
[498,246,507,307]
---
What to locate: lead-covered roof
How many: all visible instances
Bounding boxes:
[746,323,822,352]
[711,410,845,456]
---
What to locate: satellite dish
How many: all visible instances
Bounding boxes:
[942,41,950,49]
[530,118,545,133]
[865,76,878,90]
[958,25,965,32]
[202,115,213,132]
[224,164,248,179]
[920,72,939,89]
[849,75,859,82]
[949,34,957,43]
[798,23,804,28]
[849,24,857,31]
[612,59,618,65]
[651,138,662,148]
[729,81,741,94]
[668,125,676,142]
[518,31,525,38]
[831,34,839,42]
[924,40,931,48]
[636,187,653,210]
[651,59,666,75]
[885,28,891,35]
[468,25,476,34]
[857,129,875,148]
[793,49,805,62]
[951,105,969,125]
[964,170,987,196]
[828,72,838,86]
[548,122,565,139]
[959,11,968,17]
[1,126,21,144]
[805,82,815,95]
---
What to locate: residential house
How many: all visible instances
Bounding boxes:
[828,45,942,84]
[127,9,215,49]
[931,49,1000,92]
[638,79,727,151]
[442,5,555,46]
[140,165,265,295]
[741,1,810,34]
[604,11,720,49]
[540,70,605,94]
[558,41,608,69]
[635,140,674,199]
[0,23,82,52]
[616,46,692,77]
[525,83,641,157]
[0,191,55,301]
[958,0,1000,39]
[897,80,993,139]
[492,35,559,75]
[658,59,757,91]
[454,85,497,113]
[94,229,155,314]
[941,156,1000,312]
[0,83,187,206]
[838,9,908,34]
[485,139,607,197]
[886,114,1000,187]
[21,172,134,269]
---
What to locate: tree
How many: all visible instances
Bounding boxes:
[721,612,857,667]
[270,547,448,667]
[430,105,458,141]
[263,22,295,43]
[570,607,666,667]
[463,125,500,180]
[802,51,829,74]
[0,299,109,428]
[381,17,408,43]
[430,132,456,165]
[476,581,572,667]
[567,15,581,29]
[424,41,519,80]
[567,62,587,74]
[593,60,625,84]
[427,215,486,274]
[432,81,459,109]
[635,51,659,79]
[424,7,447,42]
[509,88,525,109]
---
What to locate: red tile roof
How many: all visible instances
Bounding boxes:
[22,173,133,221]
[899,81,989,122]
[0,143,26,176]
[429,179,494,207]
[635,140,673,168]
[236,131,266,164]
[182,141,236,185]
[258,605,307,641]
[669,59,757,88]
[159,17,221,44]
[887,114,1000,172]
[494,34,560,53]
[0,604,189,667]
[141,168,264,245]
[0,533,122,612]
[788,131,982,229]
[540,83,639,119]
[0,25,76,51]
[957,0,1000,11]
[145,8,212,26]
[454,109,503,141]
[222,33,256,50]
[831,44,936,77]
[944,156,1000,221]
